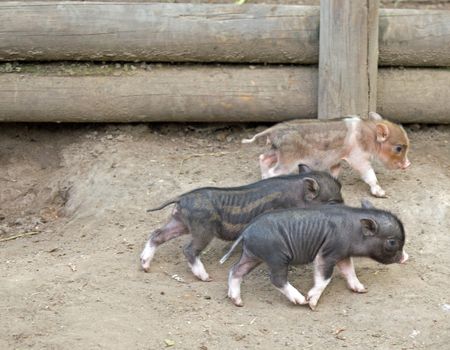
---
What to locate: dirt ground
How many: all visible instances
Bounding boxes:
[0,121,449,350]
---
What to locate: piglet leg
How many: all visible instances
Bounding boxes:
[183,233,215,281]
[270,263,308,306]
[259,151,277,179]
[307,255,334,310]
[336,257,367,293]
[347,158,386,197]
[228,252,261,306]
[140,215,188,272]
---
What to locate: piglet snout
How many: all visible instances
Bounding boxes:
[399,250,409,264]
[400,159,411,170]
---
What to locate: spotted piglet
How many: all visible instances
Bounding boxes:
[243,112,410,197]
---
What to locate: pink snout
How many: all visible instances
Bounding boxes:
[399,250,409,264]
[400,158,411,170]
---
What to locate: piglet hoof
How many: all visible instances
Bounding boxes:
[232,298,244,307]
[195,273,212,282]
[288,292,308,306]
[141,261,151,273]
[308,301,318,311]
[228,291,244,307]
[189,259,211,282]
[306,292,320,311]
[370,186,386,198]
[350,285,368,294]
[293,297,308,306]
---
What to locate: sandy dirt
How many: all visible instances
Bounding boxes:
[0,122,449,350]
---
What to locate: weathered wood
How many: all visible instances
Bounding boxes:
[0,65,318,123]
[377,68,450,124]
[0,2,320,64]
[379,9,450,67]
[318,0,379,119]
[0,65,448,123]
[0,2,449,66]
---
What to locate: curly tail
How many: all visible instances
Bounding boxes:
[220,235,244,264]
[146,197,179,212]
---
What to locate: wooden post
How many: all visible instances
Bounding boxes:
[318,0,379,119]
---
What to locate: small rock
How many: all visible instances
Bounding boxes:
[409,329,420,339]
[14,218,24,226]
[164,339,175,347]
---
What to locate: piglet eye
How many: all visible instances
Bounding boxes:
[385,239,398,251]
[394,145,403,153]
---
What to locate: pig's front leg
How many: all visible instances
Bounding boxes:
[307,255,335,310]
[336,257,367,293]
[270,264,308,306]
[183,234,214,281]
[347,157,386,197]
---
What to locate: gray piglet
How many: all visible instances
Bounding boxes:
[140,165,343,281]
[221,200,408,309]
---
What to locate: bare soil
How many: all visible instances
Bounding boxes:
[0,122,449,350]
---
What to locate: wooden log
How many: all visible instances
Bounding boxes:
[379,9,450,67]
[0,2,320,64]
[377,68,450,124]
[0,64,318,122]
[0,64,448,123]
[0,2,449,66]
[318,0,379,119]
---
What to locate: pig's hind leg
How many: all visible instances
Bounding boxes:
[266,151,299,178]
[228,251,261,306]
[259,150,277,179]
[269,262,308,306]
[140,216,188,272]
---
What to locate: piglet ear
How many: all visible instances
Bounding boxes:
[298,164,312,174]
[376,123,390,143]
[368,111,383,121]
[361,198,375,209]
[303,177,319,200]
[360,218,378,237]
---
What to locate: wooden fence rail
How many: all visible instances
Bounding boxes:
[0,2,449,66]
[0,65,448,123]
